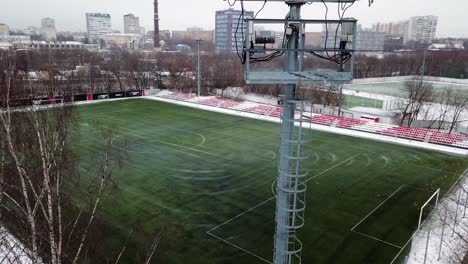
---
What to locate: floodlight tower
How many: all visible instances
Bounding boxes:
[223,1,365,264]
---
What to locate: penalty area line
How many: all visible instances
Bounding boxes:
[210,153,361,233]
[207,196,275,233]
[351,185,406,231]
[206,231,273,264]
[305,153,362,184]
[350,185,407,249]
[351,230,402,249]
[206,154,362,261]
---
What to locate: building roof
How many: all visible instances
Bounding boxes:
[428,43,464,50]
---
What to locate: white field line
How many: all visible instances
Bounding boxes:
[98,115,207,148]
[350,185,418,249]
[207,197,276,233]
[390,169,468,264]
[351,230,403,249]
[117,126,219,157]
[351,185,406,231]
[406,162,459,175]
[206,154,361,263]
[100,126,212,159]
[145,96,468,156]
[305,153,361,183]
[206,232,273,264]
[210,153,361,233]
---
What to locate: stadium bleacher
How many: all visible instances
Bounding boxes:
[162,92,196,101]
[244,105,276,115]
[199,98,241,108]
[156,91,468,150]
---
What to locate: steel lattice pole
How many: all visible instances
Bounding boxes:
[274,3,303,264]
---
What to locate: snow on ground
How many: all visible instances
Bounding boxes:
[406,171,468,264]
[342,89,402,101]
[0,228,33,264]
[146,95,468,156]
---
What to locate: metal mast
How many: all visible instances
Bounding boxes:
[222,1,362,263]
[274,2,306,264]
[154,0,160,47]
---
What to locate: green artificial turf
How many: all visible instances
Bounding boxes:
[75,98,468,264]
[343,95,384,110]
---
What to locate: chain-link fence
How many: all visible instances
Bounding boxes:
[390,170,468,264]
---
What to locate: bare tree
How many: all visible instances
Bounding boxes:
[448,89,468,133]
[0,51,127,264]
[400,78,434,126]
[210,55,244,97]
[423,88,452,130]
[435,174,468,264]
[161,54,192,92]
[302,84,340,108]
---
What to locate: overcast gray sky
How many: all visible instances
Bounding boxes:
[0,0,466,37]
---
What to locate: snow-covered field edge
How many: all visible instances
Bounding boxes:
[403,170,468,264]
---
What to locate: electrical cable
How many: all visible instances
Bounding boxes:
[233,0,356,66]
[234,0,245,64]
[254,0,267,19]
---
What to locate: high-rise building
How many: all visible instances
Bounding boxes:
[405,16,438,44]
[124,14,140,34]
[139,26,146,36]
[41,18,57,41]
[41,18,55,29]
[355,29,385,52]
[86,13,112,43]
[371,21,409,37]
[0,23,9,35]
[215,9,254,52]
[370,16,437,44]
[172,27,214,43]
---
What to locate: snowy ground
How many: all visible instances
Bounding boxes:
[147,95,468,156]
[405,171,468,264]
[0,228,33,264]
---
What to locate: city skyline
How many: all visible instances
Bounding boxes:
[0,0,467,38]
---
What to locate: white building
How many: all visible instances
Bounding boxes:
[405,16,438,44]
[124,14,140,34]
[23,26,41,36]
[41,18,55,29]
[371,21,409,37]
[41,18,57,41]
[372,16,437,45]
[86,13,112,43]
[0,35,31,43]
[0,23,9,35]
[356,29,385,52]
[104,33,142,49]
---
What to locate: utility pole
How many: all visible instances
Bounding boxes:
[197,39,202,97]
[421,48,427,79]
[338,85,343,116]
[275,2,303,264]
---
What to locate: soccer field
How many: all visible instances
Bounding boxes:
[76,99,468,264]
[344,81,468,98]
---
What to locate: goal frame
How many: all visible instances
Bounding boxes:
[418,188,440,229]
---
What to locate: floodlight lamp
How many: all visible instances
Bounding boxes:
[255,31,276,44]
[341,18,355,43]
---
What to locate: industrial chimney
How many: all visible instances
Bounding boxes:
[154,0,160,48]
